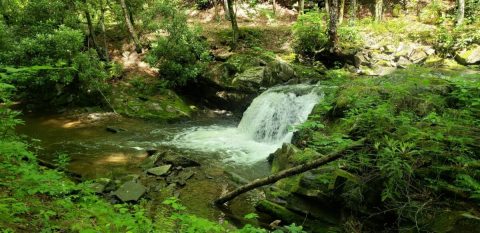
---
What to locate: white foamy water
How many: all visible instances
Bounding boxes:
[169,84,323,164]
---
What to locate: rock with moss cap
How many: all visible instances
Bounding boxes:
[455,45,480,65]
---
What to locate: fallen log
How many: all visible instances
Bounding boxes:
[214,139,365,205]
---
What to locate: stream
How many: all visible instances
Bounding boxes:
[16,84,323,225]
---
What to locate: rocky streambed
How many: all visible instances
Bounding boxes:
[17,110,272,224]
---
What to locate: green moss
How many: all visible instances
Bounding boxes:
[431,211,480,233]
[225,53,268,73]
[110,81,192,121]
[255,200,304,223]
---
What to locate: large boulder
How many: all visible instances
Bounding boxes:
[232,67,266,92]
[409,47,429,64]
[455,45,480,65]
[263,60,297,86]
[354,51,370,68]
[111,84,192,122]
[268,143,301,173]
[397,56,413,68]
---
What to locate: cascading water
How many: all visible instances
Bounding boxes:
[169,84,323,164]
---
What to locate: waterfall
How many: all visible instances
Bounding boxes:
[237,84,322,144]
[168,84,323,164]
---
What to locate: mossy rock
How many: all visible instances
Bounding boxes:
[269,143,301,173]
[110,83,192,121]
[255,200,305,225]
[204,62,238,89]
[231,66,265,93]
[455,45,480,65]
[255,200,340,233]
[225,53,267,73]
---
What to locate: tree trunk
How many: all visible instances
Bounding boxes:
[226,0,239,49]
[457,0,465,26]
[325,0,330,14]
[374,0,383,22]
[299,0,304,15]
[223,0,230,20]
[339,0,345,24]
[214,139,365,205]
[350,0,357,22]
[273,0,276,15]
[85,9,104,59]
[119,0,142,53]
[100,0,109,62]
[328,0,340,54]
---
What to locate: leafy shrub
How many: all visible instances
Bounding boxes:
[293,11,362,62]
[146,0,211,87]
[465,0,480,22]
[297,67,480,230]
[292,11,328,61]
[435,24,480,56]
[418,0,445,25]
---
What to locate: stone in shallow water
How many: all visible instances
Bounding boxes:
[146,165,172,176]
[113,181,146,202]
[167,169,195,186]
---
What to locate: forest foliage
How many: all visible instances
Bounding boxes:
[1,0,480,232]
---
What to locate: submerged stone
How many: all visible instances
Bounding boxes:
[106,126,126,133]
[162,155,201,168]
[166,169,195,186]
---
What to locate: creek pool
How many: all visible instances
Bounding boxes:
[16,111,275,224]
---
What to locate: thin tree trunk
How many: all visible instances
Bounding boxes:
[85,9,104,59]
[325,0,330,14]
[328,0,340,54]
[273,0,276,15]
[374,0,383,22]
[226,0,239,49]
[299,0,304,15]
[129,10,135,27]
[100,0,109,62]
[214,139,365,205]
[223,0,230,20]
[350,0,357,22]
[339,0,345,24]
[119,0,142,53]
[457,0,465,26]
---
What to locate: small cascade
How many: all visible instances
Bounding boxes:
[169,84,323,164]
[237,84,322,144]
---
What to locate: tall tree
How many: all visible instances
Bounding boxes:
[272,0,276,15]
[328,0,339,54]
[350,0,357,22]
[226,0,239,49]
[223,0,230,20]
[119,0,142,53]
[100,0,109,62]
[299,0,304,15]
[339,0,345,24]
[77,0,105,60]
[374,0,383,22]
[457,0,465,25]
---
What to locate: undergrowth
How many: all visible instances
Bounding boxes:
[295,66,480,230]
